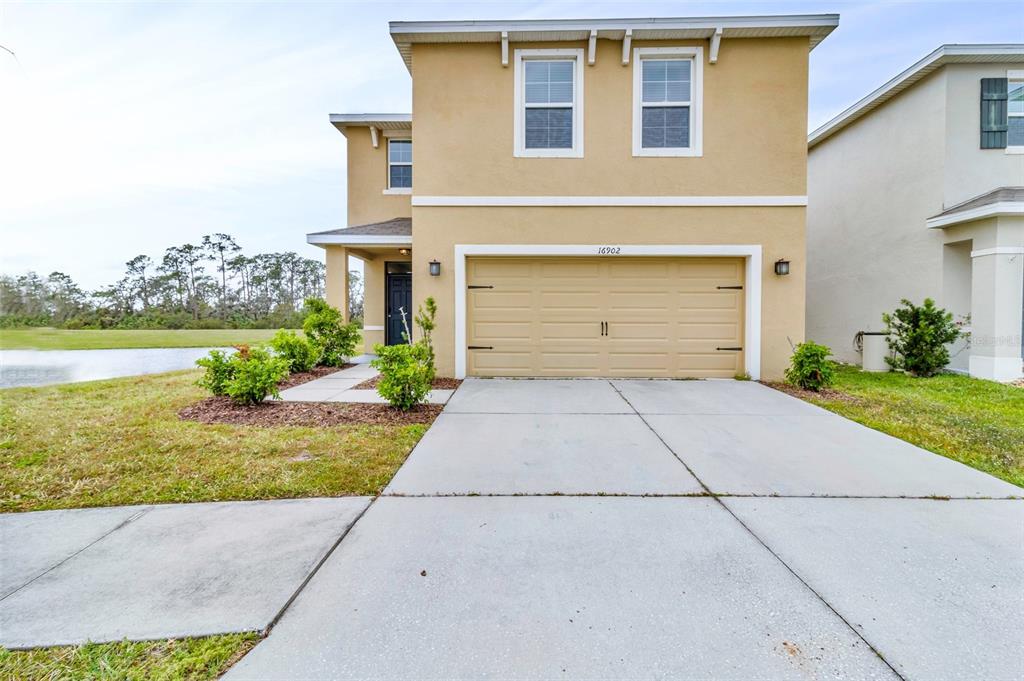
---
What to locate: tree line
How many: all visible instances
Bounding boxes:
[0,233,362,330]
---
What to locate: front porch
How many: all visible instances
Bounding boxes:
[308,217,413,351]
[930,188,1024,382]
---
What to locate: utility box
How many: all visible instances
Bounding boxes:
[861,332,890,372]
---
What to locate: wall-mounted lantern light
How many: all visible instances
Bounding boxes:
[429,260,441,276]
[399,248,410,256]
[774,258,790,276]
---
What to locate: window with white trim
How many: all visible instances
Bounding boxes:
[388,139,412,188]
[632,47,703,157]
[1009,75,1024,148]
[514,49,584,157]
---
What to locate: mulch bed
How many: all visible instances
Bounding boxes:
[761,381,865,405]
[179,397,442,427]
[354,376,463,390]
[277,365,354,390]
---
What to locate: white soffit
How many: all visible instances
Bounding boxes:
[390,14,839,72]
[329,113,412,135]
[809,44,1024,148]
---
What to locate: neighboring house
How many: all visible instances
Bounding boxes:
[308,14,839,379]
[807,45,1024,382]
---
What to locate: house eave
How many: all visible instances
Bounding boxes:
[389,14,839,72]
[307,234,413,247]
[925,202,1024,229]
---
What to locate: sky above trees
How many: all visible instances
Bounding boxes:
[1,1,1021,288]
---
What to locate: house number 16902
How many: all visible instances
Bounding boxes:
[597,246,621,255]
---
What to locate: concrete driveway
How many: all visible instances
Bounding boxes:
[229,379,1023,681]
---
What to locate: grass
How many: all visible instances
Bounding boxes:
[0,328,300,351]
[0,370,426,513]
[0,633,258,680]
[784,365,1024,488]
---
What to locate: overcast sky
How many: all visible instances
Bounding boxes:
[1,1,1022,289]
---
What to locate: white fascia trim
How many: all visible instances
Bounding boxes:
[809,44,1024,148]
[513,48,585,158]
[926,201,1024,229]
[632,46,703,157]
[329,113,412,126]
[307,234,412,246]
[363,325,385,331]
[413,195,807,207]
[971,246,1024,258]
[382,187,412,195]
[453,244,763,380]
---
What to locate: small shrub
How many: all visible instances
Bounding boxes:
[225,347,290,405]
[268,329,320,373]
[785,341,836,391]
[196,349,235,396]
[302,298,360,366]
[370,343,433,411]
[413,296,438,382]
[883,298,961,377]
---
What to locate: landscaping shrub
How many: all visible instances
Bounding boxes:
[268,329,320,373]
[225,347,290,405]
[370,342,433,411]
[302,298,360,366]
[413,296,438,382]
[883,298,961,377]
[195,349,235,396]
[785,341,836,391]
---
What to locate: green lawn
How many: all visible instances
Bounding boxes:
[0,370,425,513]
[780,365,1024,488]
[0,328,298,350]
[0,633,258,680]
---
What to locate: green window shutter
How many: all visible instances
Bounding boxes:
[980,77,1008,149]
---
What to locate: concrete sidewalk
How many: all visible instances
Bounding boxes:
[0,497,370,649]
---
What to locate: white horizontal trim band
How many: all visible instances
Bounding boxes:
[971,246,1024,258]
[307,235,412,245]
[926,201,1024,229]
[413,195,807,207]
[362,325,385,331]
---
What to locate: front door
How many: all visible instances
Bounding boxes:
[385,267,413,345]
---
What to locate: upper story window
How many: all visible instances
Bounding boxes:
[1009,74,1024,149]
[514,49,584,158]
[387,139,412,191]
[632,47,703,157]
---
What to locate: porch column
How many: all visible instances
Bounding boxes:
[325,246,350,322]
[968,246,1023,381]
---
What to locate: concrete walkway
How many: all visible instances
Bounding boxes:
[227,379,1023,681]
[276,363,455,404]
[0,498,370,648]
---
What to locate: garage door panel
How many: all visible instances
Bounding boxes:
[472,321,534,341]
[541,322,601,340]
[467,256,744,378]
[540,291,602,310]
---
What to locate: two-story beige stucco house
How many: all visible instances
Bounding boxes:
[308,15,839,380]
[807,45,1024,382]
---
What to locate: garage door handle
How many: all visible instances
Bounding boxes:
[716,346,743,351]
[468,345,493,350]
[716,285,743,290]
[468,285,493,289]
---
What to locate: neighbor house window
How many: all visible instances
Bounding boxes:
[388,139,412,189]
[1009,75,1024,149]
[514,49,584,158]
[632,47,703,157]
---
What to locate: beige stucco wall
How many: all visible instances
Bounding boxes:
[344,127,412,226]
[410,37,809,197]
[411,206,806,380]
[807,69,948,364]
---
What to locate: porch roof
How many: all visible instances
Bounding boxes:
[926,187,1024,229]
[307,218,412,246]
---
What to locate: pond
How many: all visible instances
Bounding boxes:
[0,347,228,389]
